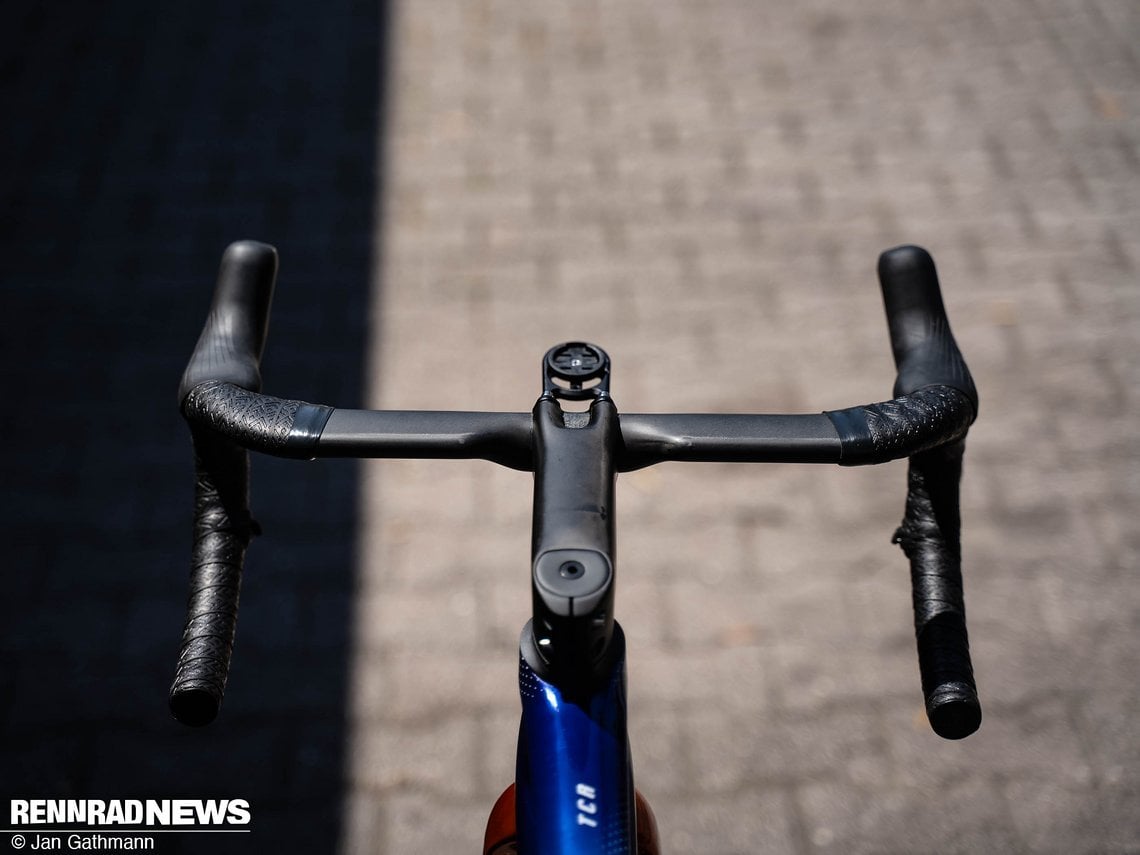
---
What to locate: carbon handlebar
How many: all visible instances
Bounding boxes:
[878,245,980,740]
[169,242,277,726]
[170,241,981,739]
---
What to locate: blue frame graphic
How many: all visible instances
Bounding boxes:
[514,624,636,854]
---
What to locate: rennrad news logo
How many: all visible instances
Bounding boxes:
[10,800,251,827]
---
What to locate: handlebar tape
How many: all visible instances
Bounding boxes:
[170,241,278,726]
[827,385,973,466]
[169,430,254,726]
[878,245,980,740]
[895,441,979,739]
[182,381,331,459]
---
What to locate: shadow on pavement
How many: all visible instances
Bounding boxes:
[0,2,389,852]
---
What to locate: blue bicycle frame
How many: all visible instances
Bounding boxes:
[515,624,635,853]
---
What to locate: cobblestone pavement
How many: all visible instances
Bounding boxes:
[349,0,1139,853]
[1,1,1137,854]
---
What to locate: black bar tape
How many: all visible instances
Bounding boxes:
[169,431,254,726]
[876,247,982,739]
[171,242,287,726]
[894,441,981,740]
[182,380,333,459]
[826,407,874,463]
[827,385,973,466]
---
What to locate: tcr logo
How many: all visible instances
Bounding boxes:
[575,783,598,828]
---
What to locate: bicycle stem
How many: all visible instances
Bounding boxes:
[528,353,621,687]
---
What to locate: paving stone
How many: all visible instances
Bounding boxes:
[359,0,1139,850]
